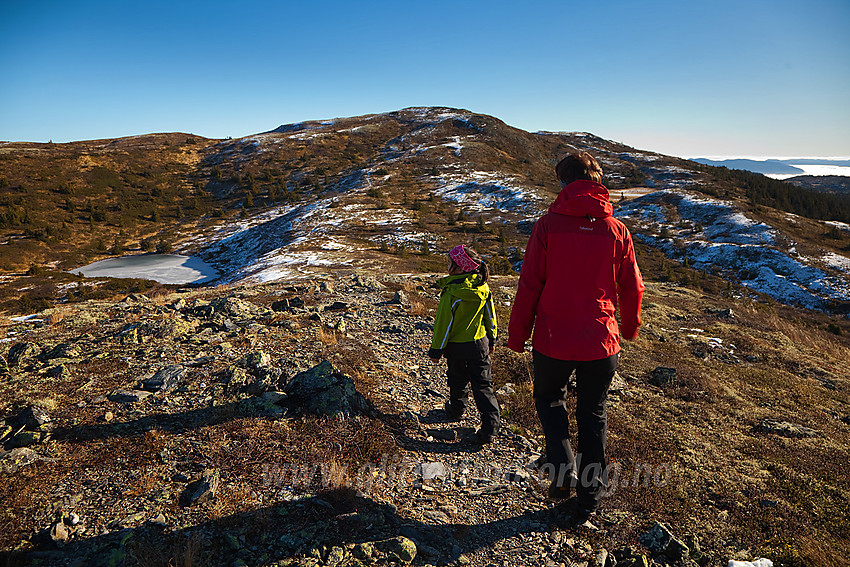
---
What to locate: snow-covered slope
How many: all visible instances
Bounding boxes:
[618,191,850,309]
[178,107,849,312]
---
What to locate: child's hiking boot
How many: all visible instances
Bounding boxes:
[473,427,495,444]
[547,483,572,500]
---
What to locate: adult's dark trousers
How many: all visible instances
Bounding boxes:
[532,349,617,513]
[445,338,500,436]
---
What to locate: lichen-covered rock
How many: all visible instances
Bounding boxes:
[107,390,152,403]
[142,365,186,392]
[9,430,42,448]
[755,419,819,438]
[8,342,41,367]
[284,360,368,418]
[241,350,272,369]
[140,318,196,340]
[375,536,416,564]
[0,354,9,379]
[639,521,689,561]
[41,342,80,361]
[649,366,677,386]
[211,296,271,319]
[185,468,220,506]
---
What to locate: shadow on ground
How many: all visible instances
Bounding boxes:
[4,489,563,567]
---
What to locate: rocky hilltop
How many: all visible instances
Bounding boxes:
[1,267,849,566]
[2,107,849,314]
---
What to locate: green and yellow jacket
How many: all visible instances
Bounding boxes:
[428,273,497,358]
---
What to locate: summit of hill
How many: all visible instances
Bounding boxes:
[1,107,849,566]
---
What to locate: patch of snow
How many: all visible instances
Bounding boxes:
[10,314,43,323]
[822,252,850,272]
[618,191,850,309]
[444,137,463,156]
[825,220,850,232]
[435,171,545,219]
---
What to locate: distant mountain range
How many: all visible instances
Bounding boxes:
[692,157,850,176]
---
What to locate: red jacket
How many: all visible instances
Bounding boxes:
[508,180,644,361]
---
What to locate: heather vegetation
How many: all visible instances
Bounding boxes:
[0,108,848,565]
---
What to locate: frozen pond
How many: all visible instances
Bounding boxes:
[70,254,219,285]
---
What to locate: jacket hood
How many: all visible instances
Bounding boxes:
[549,180,613,218]
[437,273,489,301]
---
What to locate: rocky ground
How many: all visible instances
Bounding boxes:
[1,272,848,567]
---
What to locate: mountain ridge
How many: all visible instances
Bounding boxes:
[1,107,849,566]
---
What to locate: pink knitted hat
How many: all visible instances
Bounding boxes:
[449,245,480,272]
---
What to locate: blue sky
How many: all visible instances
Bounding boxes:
[1,0,848,157]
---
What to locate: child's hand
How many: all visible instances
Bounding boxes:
[488,344,495,354]
[429,357,440,363]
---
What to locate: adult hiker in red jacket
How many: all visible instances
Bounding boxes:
[508,151,644,526]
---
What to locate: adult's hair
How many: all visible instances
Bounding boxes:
[555,151,603,185]
[453,245,490,285]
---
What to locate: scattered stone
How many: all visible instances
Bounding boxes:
[0,354,9,378]
[47,364,70,378]
[352,542,375,561]
[284,360,369,417]
[16,405,51,429]
[240,351,272,369]
[649,367,677,387]
[638,521,689,562]
[325,545,345,566]
[375,536,416,564]
[416,462,448,481]
[326,301,349,311]
[727,560,773,567]
[0,447,41,473]
[260,391,287,404]
[211,296,266,319]
[107,390,152,404]
[142,364,186,392]
[49,521,69,545]
[389,290,409,306]
[9,430,42,448]
[225,366,251,388]
[8,342,41,367]
[497,383,516,395]
[41,343,80,361]
[426,428,457,441]
[185,469,220,506]
[755,419,819,438]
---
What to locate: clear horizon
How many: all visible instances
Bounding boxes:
[1,1,848,157]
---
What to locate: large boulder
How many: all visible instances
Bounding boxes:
[284,360,369,418]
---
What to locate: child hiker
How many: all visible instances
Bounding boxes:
[428,244,500,444]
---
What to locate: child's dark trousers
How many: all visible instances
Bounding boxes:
[445,337,500,436]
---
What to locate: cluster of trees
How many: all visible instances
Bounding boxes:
[701,165,850,223]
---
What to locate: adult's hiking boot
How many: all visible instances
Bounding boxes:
[443,401,463,422]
